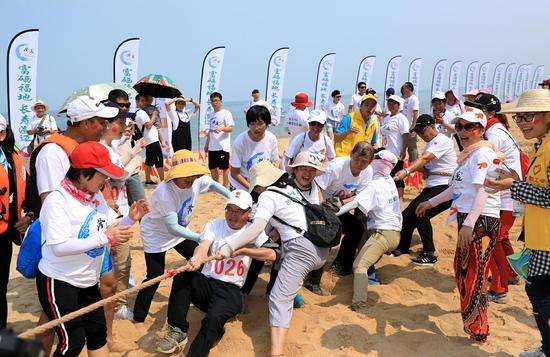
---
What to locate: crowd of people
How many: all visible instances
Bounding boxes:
[2,80,550,357]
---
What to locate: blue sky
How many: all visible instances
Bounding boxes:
[1,0,549,112]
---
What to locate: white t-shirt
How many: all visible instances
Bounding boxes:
[325,101,345,124]
[381,113,410,156]
[104,144,129,217]
[294,181,322,205]
[207,109,234,152]
[30,114,58,143]
[446,103,463,117]
[167,105,195,131]
[229,131,279,191]
[354,176,402,230]
[200,219,268,287]
[140,176,214,253]
[135,109,159,145]
[435,110,456,138]
[244,99,272,113]
[36,143,71,195]
[317,156,373,199]
[450,146,501,218]
[349,93,363,111]
[284,132,335,163]
[254,186,308,242]
[285,107,310,140]
[38,188,116,288]
[423,133,458,187]
[485,122,522,211]
[403,94,420,125]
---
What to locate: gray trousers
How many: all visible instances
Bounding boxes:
[126,172,145,206]
[407,135,418,163]
[269,237,328,328]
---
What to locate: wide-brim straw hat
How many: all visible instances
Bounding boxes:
[501,89,550,113]
[289,151,325,175]
[248,160,288,193]
[165,150,209,181]
[31,100,48,112]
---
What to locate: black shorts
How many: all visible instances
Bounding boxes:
[145,141,164,168]
[391,160,405,188]
[208,150,230,170]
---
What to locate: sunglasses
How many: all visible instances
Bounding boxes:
[309,122,324,127]
[335,95,342,98]
[512,112,544,123]
[359,86,366,89]
[454,122,482,132]
[413,125,428,134]
[116,102,131,108]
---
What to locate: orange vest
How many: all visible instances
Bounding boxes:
[0,153,25,235]
[38,133,78,156]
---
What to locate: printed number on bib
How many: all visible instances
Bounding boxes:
[213,258,245,277]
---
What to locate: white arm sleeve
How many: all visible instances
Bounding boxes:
[336,200,358,216]
[50,233,108,257]
[219,218,268,256]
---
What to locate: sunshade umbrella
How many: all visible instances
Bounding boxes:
[133,74,182,98]
[59,83,136,113]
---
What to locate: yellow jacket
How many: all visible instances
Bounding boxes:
[334,111,379,157]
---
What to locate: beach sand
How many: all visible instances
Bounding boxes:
[7,111,539,356]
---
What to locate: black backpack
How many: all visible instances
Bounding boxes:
[268,188,342,248]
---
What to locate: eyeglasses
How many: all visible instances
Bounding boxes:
[454,122,482,132]
[225,206,248,215]
[512,112,545,123]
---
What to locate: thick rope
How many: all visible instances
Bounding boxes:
[18,255,216,339]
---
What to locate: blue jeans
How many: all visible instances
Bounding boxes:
[125,173,145,206]
[526,274,550,355]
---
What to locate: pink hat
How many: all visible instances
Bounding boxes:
[291,92,313,109]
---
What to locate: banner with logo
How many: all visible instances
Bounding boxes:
[448,60,462,94]
[408,58,423,94]
[504,63,517,102]
[7,29,39,149]
[384,55,402,96]
[478,62,491,90]
[492,63,506,99]
[522,65,532,92]
[265,47,289,126]
[532,65,545,89]
[114,38,140,87]
[314,53,336,110]
[514,64,528,98]
[431,59,448,97]
[198,46,225,137]
[465,61,479,93]
[356,56,376,91]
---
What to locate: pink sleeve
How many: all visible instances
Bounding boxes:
[462,185,488,228]
[427,187,453,207]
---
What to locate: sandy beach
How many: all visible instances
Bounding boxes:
[6,113,540,356]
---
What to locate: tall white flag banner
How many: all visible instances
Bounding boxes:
[265,47,290,126]
[114,38,140,87]
[356,56,376,91]
[448,60,463,94]
[431,59,448,97]
[408,58,423,94]
[522,65,532,92]
[504,63,517,102]
[532,65,545,89]
[478,62,491,90]
[514,64,528,98]
[7,29,39,149]
[465,61,479,93]
[198,46,225,136]
[384,55,402,93]
[492,63,506,99]
[314,53,336,110]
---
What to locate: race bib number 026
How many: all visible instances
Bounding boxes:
[213,258,245,277]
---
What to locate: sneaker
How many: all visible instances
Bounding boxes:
[128,275,136,288]
[509,276,521,285]
[303,281,328,296]
[114,306,134,321]
[293,293,304,308]
[519,346,546,357]
[368,273,381,286]
[144,180,157,186]
[156,325,188,354]
[411,253,438,265]
[388,249,403,257]
[331,262,353,276]
[488,291,508,304]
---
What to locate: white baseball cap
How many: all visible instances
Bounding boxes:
[307,109,327,125]
[226,189,253,210]
[66,96,119,123]
[374,149,398,165]
[0,114,7,131]
[387,95,405,108]
[432,91,446,101]
[452,106,487,127]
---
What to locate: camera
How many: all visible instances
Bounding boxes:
[0,329,44,357]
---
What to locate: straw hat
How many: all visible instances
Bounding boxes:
[289,151,325,174]
[501,89,550,113]
[31,100,48,112]
[165,150,209,181]
[248,160,288,193]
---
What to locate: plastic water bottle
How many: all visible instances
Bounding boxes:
[484,158,502,194]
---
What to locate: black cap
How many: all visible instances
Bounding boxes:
[464,93,501,113]
[410,114,435,133]
[366,88,377,95]
[103,101,135,120]
[386,88,395,96]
